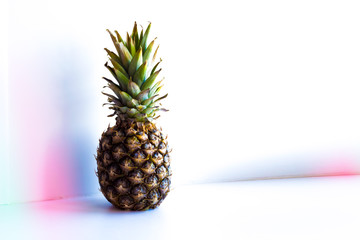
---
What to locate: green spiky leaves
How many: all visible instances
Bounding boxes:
[103,22,167,122]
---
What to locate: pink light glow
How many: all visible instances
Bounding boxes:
[41,138,78,201]
[312,154,360,177]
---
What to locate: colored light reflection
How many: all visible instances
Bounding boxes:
[41,139,77,200]
[4,33,99,204]
[313,154,360,177]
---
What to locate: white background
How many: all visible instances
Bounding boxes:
[2,0,360,203]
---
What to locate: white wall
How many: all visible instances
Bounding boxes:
[2,0,360,203]
[159,0,360,183]
[0,0,10,203]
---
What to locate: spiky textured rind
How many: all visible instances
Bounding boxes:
[104,22,167,122]
[96,118,172,211]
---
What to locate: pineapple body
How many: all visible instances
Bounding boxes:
[96,118,171,210]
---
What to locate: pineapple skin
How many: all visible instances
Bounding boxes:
[96,117,171,210]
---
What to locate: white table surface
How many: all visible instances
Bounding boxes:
[1,176,360,240]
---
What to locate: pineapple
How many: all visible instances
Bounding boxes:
[96,22,171,210]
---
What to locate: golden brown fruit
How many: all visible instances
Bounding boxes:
[96,117,171,210]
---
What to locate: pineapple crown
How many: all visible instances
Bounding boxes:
[103,22,167,122]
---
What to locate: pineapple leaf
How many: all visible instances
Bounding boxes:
[106,29,121,55]
[138,29,144,49]
[150,60,161,76]
[118,42,132,69]
[102,92,122,106]
[127,81,141,98]
[135,113,147,121]
[130,98,140,108]
[109,58,129,78]
[104,63,118,80]
[140,23,151,51]
[109,105,128,113]
[154,93,168,103]
[108,104,127,111]
[142,106,158,114]
[128,48,143,77]
[104,48,121,65]
[141,69,161,90]
[133,61,147,86]
[143,39,155,64]
[131,22,139,48]
[149,78,164,96]
[142,94,159,106]
[126,33,136,56]
[153,85,164,96]
[151,45,160,66]
[118,106,128,113]
[114,30,124,43]
[126,108,140,117]
[102,77,122,97]
[114,69,130,90]
[118,91,134,107]
[136,89,150,102]
[136,105,147,111]
[131,22,138,38]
